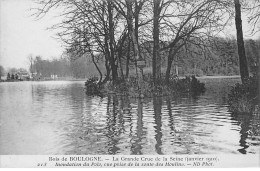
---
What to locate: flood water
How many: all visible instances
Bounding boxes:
[0,78,259,155]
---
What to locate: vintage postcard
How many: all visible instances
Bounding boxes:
[0,0,259,168]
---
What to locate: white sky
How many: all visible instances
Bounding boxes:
[0,0,63,70]
[0,0,259,71]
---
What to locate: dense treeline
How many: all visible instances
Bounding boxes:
[24,37,259,79]
[28,55,105,78]
[69,37,259,77]
[32,56,71,77]
[1,36,258,80]
[122,37,259,77]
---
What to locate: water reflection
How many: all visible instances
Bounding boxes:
[0,80,259,155]
[231,112,260,154]
[130,98,145,155]
[153,96,163,154]
[106,96,121,154]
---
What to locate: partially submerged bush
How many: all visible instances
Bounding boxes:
[111,74,205,97]
[165,75,205,94]
[85,75,205,97]
[85,77,101,96]
[228,76,258,113]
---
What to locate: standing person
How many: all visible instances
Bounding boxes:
[7,73,11,80]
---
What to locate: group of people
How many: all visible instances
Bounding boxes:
[7,73,19,80]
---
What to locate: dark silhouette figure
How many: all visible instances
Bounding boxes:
[7,73,11,80]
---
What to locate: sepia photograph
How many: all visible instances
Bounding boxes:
[0,0,259,168]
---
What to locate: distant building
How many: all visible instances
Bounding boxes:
[17,71,30,80]
[30,72,41,80]
[51,74,58,79]
[1,76,7,81]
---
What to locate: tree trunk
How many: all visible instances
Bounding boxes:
[134,2,139,45]
[90,51,102,84]
[88,46,103,83]
[165,59,173,84]
[165,49,173,83]
[118,33,127,80]
[125,37,131,79]
[165,46,183,83]
[102,55,111,84]
[153,0,161,84]
[258,52,260,103]
[234,0,249,84]
[134,1,140,54]
[108,0,118,82]
[118,54,124,80]
[126,0,144,96]
[176,65,179,76]
[258,43,260,103]
[153,96,163,154]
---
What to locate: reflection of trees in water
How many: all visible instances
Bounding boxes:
[58,84,89,154]
[166,96,176,137]
[105,96,120,154]
[104,96,147,154]
[31,84,45,106]
[166,95,198,154]
[153,96,163,154]
[251,113,260,137]
[105,96,136,154]
[103,94,202,155]
[75,87,260,155]
[231,113,251,154]
[103,96,148,154]
[104,95,200,155]
[231,112,260,154]
[130,98,145,155]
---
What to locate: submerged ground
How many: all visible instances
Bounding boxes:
[0,77,259,155]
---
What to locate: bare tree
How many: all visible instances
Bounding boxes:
[234,0,249,84]
[157,0,232,83]
[153,0,161,83]
[245,0,260,35]
[33,0,126,83]
[33,0,253,87]
[113,0,149,79]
